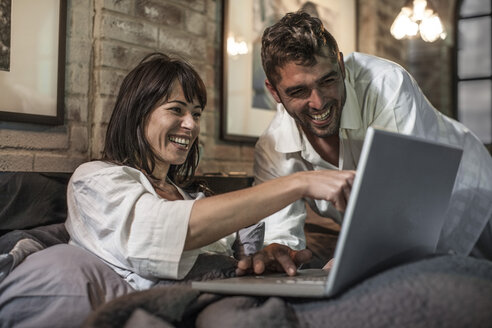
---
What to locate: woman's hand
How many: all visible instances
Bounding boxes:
[297,170,356,213]
[235,243,312,276]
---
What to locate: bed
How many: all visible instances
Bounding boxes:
[1,172,491,328]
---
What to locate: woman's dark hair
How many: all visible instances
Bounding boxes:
[103,52,207,187]
[261,11,340,87]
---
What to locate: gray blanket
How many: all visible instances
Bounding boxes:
[83,255,492,328]
[0,223,68,283]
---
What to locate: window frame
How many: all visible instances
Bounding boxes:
[453,0,492,144]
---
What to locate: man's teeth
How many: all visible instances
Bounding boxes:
[311,108,331,121]
[169,136,190,148]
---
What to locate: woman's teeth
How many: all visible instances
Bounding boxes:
[311,108,331,121]
[168,136,190,149]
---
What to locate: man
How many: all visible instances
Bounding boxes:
[254,11,492,261]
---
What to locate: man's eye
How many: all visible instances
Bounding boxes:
[321,77,336,86]
[289,89,310,98]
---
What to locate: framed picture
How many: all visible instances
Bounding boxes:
[0,0,67,125]
[220,0,357,143]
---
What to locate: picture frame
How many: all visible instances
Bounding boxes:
[0,0,67,125]
[220,0,357,143]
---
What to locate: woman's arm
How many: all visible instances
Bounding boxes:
[185,169,355,250]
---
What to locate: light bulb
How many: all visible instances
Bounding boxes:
[391,0,446,42]
[407,21,419,36]
[420,14,444,42]
[391,10,414,39]
[227,36,249,56]
[412,0,428,21]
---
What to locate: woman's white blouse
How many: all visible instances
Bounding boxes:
[65,161,235,290]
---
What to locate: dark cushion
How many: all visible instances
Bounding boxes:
[0,172,71,235]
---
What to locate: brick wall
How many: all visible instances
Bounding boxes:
[1,0,91,172]
[0,0,255,174]
[358,0,408,63]
[0,0,456,173]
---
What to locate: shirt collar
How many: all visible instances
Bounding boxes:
[273,104,304,153]
[272,72,362,154]
[340,76,363,130]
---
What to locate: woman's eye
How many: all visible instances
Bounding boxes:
[193,112,202,120]
[169,107,181,113]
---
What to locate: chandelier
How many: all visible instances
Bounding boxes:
[390,0,446,42]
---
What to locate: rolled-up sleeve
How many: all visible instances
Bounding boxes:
[66,162,199,281]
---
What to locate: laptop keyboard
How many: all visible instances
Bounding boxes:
[251,269,329,285]
[275,275,328,285]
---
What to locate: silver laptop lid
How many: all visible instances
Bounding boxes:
[192,127,463,298]
[326,127,463,296]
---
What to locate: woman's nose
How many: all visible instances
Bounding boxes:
[181,113,197,130]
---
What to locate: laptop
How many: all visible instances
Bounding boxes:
[192,127,463,298]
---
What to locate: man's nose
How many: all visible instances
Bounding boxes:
[308,88,323,110]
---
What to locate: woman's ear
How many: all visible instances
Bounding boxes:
[265,79,281,103]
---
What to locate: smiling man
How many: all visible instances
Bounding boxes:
[254,11,492,262]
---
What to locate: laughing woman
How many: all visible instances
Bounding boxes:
[65,53,355,290]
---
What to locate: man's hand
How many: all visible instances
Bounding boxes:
[236,243,312,276]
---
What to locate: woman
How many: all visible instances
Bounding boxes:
[65,53,354,290]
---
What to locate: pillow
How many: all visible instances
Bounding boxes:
[0,223,70,283]
[0,223,69,253]
[0,244,135,328]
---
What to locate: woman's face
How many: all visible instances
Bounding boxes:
[145,83,202,177]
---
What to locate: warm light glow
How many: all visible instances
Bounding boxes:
[390,0,446,42]
[227,36,248,56]
[412,0,427,21]
[420,14,444,42]
[391,11,416,39]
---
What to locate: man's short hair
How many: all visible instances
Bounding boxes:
[261,11,340,87]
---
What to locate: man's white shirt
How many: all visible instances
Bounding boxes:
[254,52,492,256]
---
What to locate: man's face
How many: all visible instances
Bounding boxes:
[266,54,346,139]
